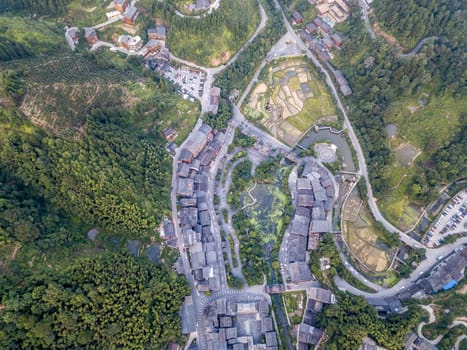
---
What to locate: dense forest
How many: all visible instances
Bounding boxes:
[0,0,71,16]
[319,293,421,350]
[373,0,465,48]
[0,15,190,348]
[335,2,466,201]
[0,17,65,61]
[0,252,189,349]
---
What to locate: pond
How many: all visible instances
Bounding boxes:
[299,128,356,172]
[241,183,289,244]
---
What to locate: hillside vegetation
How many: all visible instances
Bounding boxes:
[0,14,192,348]
[0,17,66,61]
[0,252,189,349]
[332,2,465,230]
[373,0,464,48]
[141,0,261,66]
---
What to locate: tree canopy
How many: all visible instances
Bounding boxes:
[0,252,189,349]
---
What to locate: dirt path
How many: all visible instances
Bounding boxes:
[372,22,406,52]
[240,181,257,210]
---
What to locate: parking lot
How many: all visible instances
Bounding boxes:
[424,189,467,247]
[162,65,205,100]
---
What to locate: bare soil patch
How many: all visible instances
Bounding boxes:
[394,142,420,167]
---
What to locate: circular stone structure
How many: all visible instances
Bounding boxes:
[314,143,337,163]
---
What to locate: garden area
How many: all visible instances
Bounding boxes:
[283,291,306,325]
[342,187,395,273]
[229,157,293,285]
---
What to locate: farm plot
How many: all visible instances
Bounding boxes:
[244,58,336,146]
[342,188,394,272]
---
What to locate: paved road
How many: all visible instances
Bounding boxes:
[335,236,467,298]
[357,0,376,39]
[92,15,123,29]
[271,0,423,249]
[397,36,439,58]
[418,305,443,345]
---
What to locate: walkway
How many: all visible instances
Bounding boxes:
[418,305,443,345]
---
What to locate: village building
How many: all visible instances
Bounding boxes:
[141,39,165,57]
[117,34,142,51]
[308,287,336,304]
[123,5,139,25]
[404,333,437,350]
[148,24,167,41]
[106,10,121,20]
[305,22,318,34]
[177,177,194,197]
[209,87,221,115]
[292,11,304,24]
[330,33,344,47]
[315,0,350,24]
[83,27,98,45]
[162,127,177,141]
[114,0,129,13]
[308,232,320,250]
[288,262,313,282]
[334,69,352,96]
[313,17,331,34]
[297,324,323,345]
[418,247,467,293]
[195,0,210,11]
[67,27,80,44]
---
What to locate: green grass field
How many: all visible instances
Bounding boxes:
[287,91,335,132]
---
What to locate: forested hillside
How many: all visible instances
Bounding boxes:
[0,17,66,61]
[140,0,260,66]
[373,0,465,48]
[333,1,465,216]
[0,14,191,348]
[319,293,421,350]
[0,252,189,349]
[0,0,71,16]
[215,0,286,96]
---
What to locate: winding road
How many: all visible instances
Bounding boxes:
[166,1,466,347]
[397,36,439,58]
